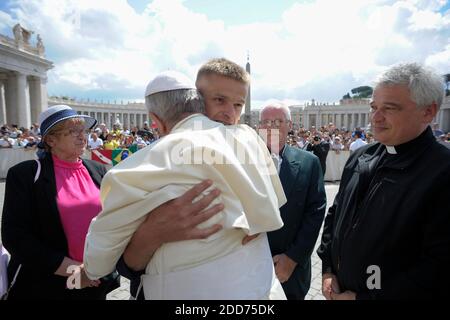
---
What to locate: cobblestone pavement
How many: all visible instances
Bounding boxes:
[0,179,339,300]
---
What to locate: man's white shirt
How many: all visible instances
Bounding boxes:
[350,138,367,152]
[88,138,103,150]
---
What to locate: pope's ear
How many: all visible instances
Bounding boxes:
[149,113,166,134]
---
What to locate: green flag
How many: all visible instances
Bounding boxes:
[112,146,138,165]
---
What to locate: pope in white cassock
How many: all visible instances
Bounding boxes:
[84,71,287,299]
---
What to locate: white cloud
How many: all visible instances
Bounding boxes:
[0,11,15,31]
[1,0,448,104]
[426,44,450,71]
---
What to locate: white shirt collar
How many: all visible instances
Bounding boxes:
[385,145,397,154]
[270,146,287,174]
[271,153,282,174]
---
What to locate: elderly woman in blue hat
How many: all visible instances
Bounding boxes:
[1,105,119,300]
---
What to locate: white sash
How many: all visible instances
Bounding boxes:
[141,233,286,300]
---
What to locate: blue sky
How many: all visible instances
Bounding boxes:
[127,0,303,24]
[0,0,449,107]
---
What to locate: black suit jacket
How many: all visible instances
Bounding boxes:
[268,145,327,299]
[1,154,119,299]
[306,141,330,175]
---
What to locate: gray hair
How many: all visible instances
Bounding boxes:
[260,102,292,121]
[145,89,206,126]
[374,62,445,110]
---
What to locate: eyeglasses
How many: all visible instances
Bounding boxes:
[63,127,88,137]
[260,119,287,128]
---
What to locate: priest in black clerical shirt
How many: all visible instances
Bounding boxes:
[317,62,450,300]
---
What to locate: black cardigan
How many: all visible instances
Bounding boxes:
[1,154,119,299]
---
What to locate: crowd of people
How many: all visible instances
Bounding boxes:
[0,124,41,149]
[0,121,161,152]
[1,112,448,158]
[286,122,449,152]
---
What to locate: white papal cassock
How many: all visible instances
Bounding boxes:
[84,114,287,299]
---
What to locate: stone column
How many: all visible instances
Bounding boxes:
[5,73,18,125]
[136,114,141,128]
[117,113,121,126]
[29,76,48,124]
[122,113,127,130]
[0,81,6,125]
[110,112,114,128]
[440,108,450,132]
[129,114,134,128]
[309,114,315,128]
[304,111,309,129]
[16,73,31,128]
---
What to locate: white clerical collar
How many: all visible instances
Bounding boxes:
[385,145,397,154]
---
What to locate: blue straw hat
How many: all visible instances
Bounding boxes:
[38,105,97,137]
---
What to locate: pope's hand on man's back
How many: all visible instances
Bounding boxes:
[154,179,225,243]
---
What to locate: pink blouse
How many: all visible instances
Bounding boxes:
[53,155,102,262]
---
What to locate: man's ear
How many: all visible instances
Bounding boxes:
[422,102,438,124]
[149,113,167,135]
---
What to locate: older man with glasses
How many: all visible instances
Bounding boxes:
[259,103,327,300]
